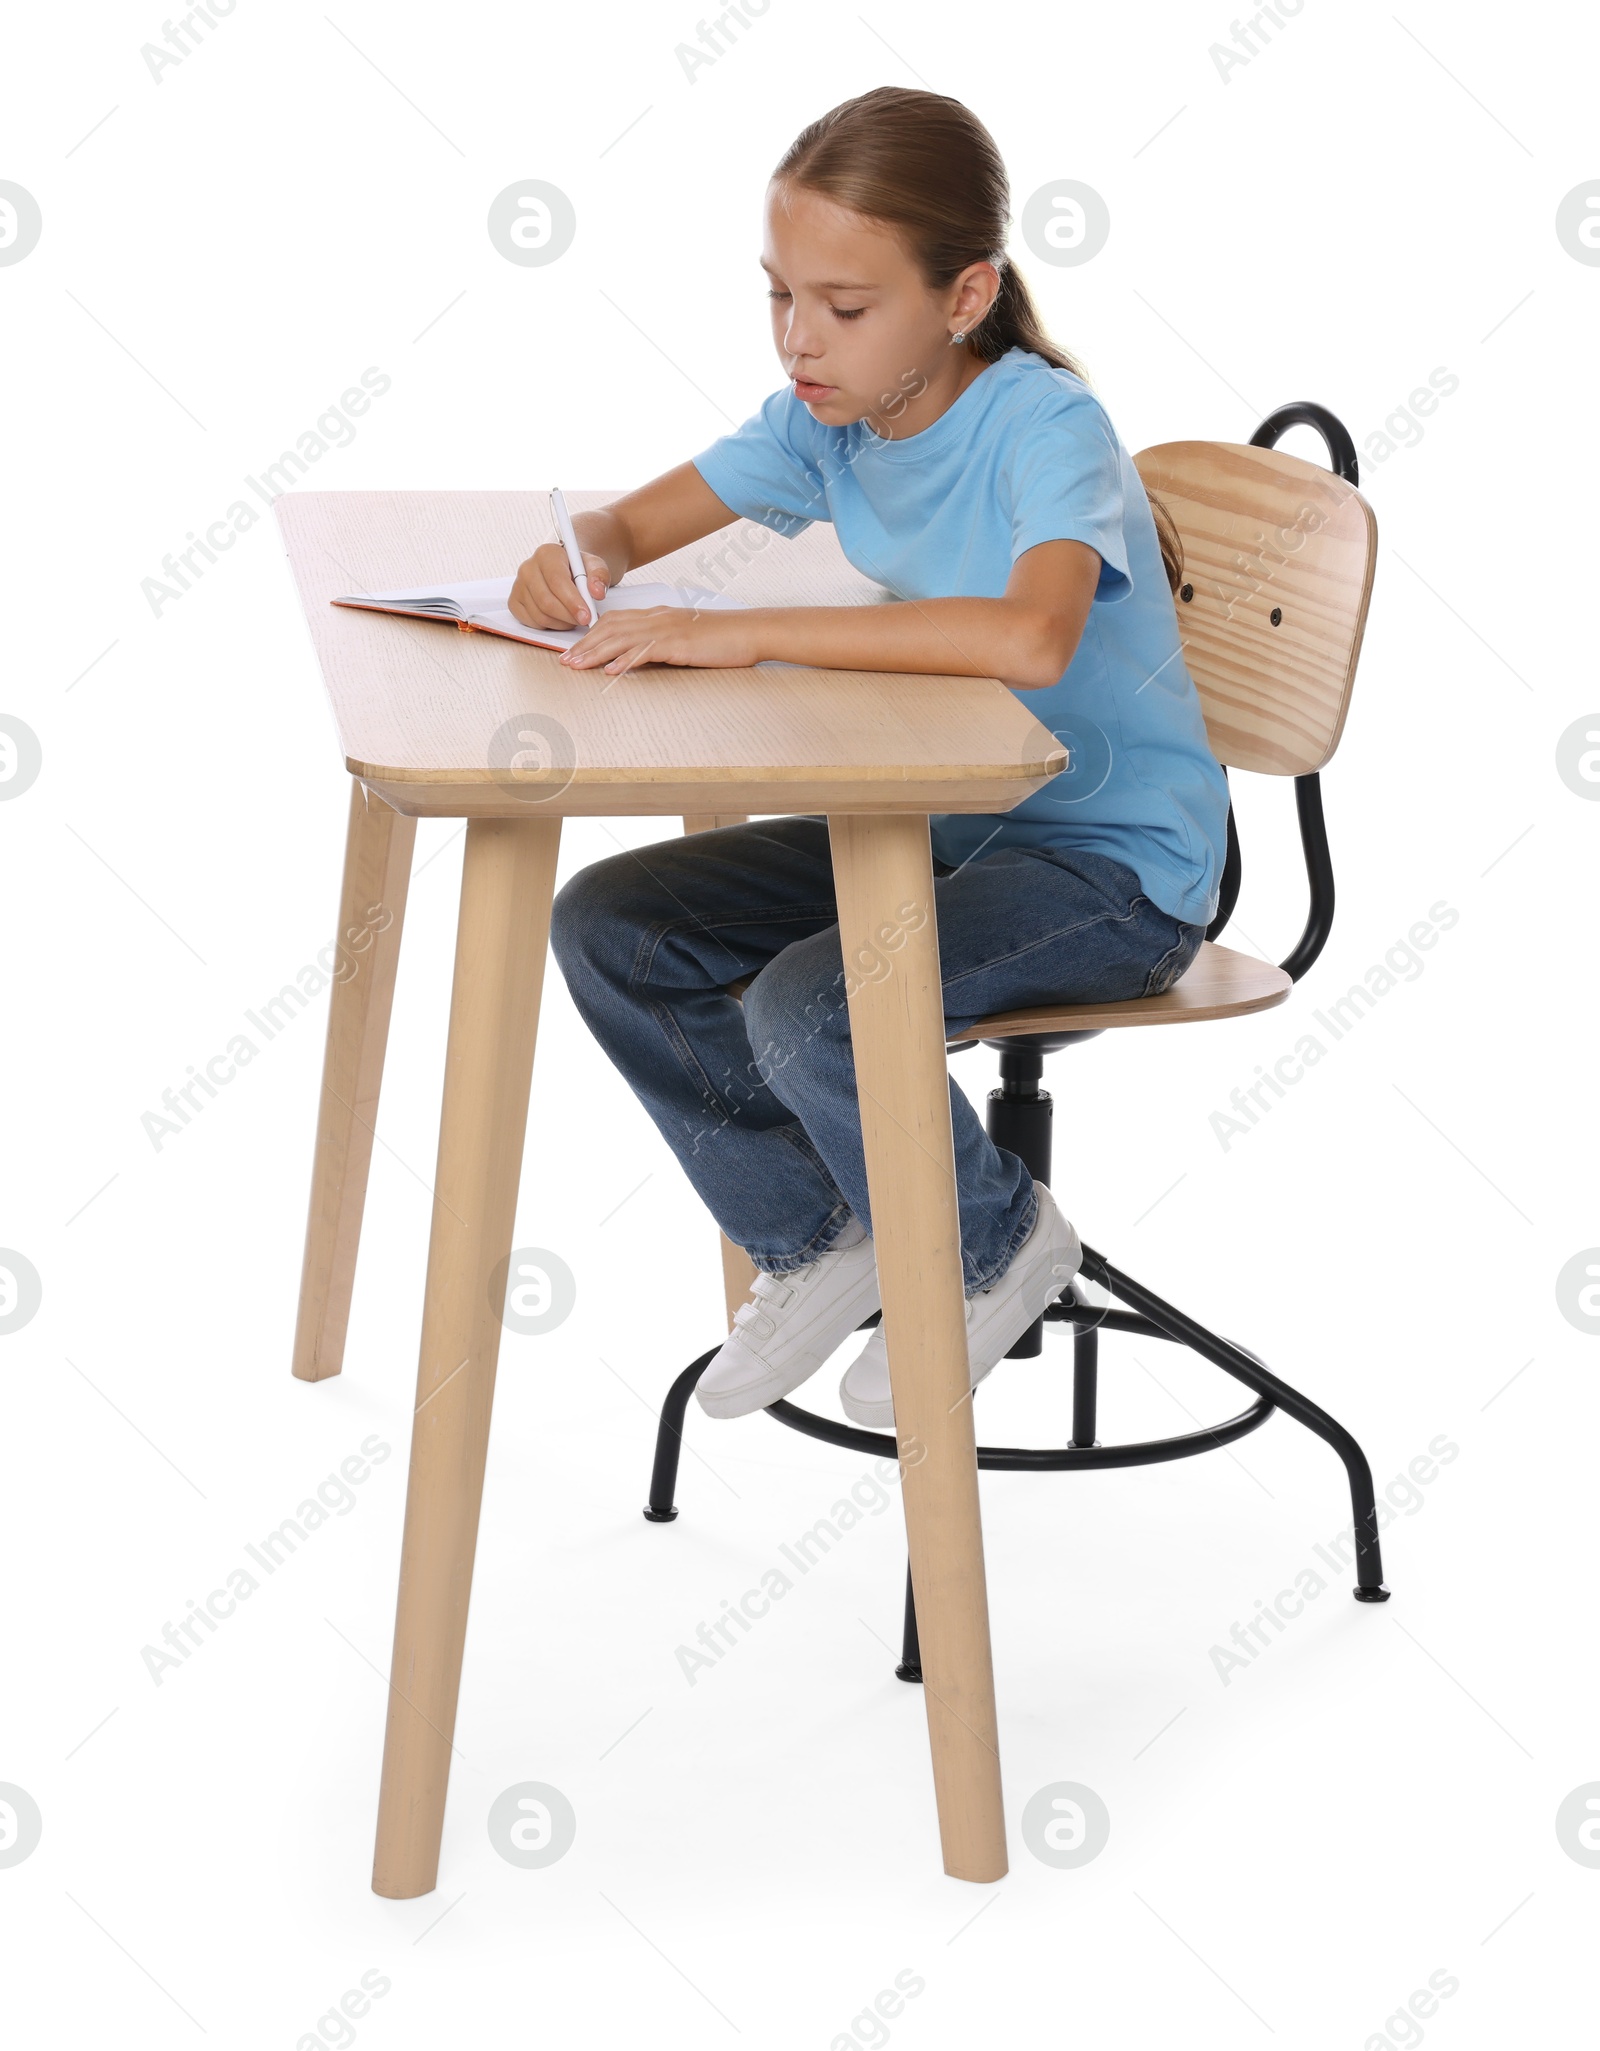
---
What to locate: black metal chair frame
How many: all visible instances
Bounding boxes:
[642,402,1390,1685]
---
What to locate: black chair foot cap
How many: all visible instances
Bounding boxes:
[1352,1584,1390,1602]
[895,1662,923,1684]
[642,1506,679,1523]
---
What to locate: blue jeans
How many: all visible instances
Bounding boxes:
[549,817,1204,1291]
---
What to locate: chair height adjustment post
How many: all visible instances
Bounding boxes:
[985,1047,1054,1359]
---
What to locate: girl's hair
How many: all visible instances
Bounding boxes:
[773,87,1185,597]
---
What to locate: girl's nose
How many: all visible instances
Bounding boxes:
[780,309,821,360]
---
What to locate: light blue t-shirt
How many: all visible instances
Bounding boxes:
[690,346,1229,925]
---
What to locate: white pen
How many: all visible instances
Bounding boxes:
[550,486,599,630]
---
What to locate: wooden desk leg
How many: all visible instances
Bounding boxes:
[682,812,757,1329]
[372,815,562,1899]
[827,812,1008,1884]
[292,782,416,1382]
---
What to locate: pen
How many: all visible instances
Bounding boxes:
[550,487,598,629]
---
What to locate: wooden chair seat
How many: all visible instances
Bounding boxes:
[948,940,1290,1042]
[724,938,1289,1040]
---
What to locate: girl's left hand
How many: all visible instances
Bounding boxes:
[558,606,759,675]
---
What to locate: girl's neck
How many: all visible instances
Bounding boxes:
[871,346,997,441]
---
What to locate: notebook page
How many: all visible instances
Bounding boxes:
[464,579,743,650]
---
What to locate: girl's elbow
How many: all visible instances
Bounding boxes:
[1010,618,1080,689]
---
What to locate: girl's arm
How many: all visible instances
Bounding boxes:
[508,464,740,629]
[558,538,1105,691]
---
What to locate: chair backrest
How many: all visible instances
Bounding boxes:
[1132,440,1378,776]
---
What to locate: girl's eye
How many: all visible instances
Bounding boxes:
[765,288,864,321]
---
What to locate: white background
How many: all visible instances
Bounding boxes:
[4,0,1597,2043]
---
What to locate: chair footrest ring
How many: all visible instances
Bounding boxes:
[763,1391,1275,1470]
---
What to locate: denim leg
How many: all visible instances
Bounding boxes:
[548,818,866,1272]
[740,844,1203,1291]
[551,819,1201,1289]
[741,929,1039,1293]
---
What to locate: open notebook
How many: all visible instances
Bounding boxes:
[330,576,742,653]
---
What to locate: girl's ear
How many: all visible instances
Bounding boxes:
[950,259,1000,338]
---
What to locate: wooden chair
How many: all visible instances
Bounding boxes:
[647,402,1391,1681]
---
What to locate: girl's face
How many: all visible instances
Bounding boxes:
[761,181,997,435]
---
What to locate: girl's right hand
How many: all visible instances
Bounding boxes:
[508,541,611,629]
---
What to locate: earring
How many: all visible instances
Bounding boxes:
[950,329,966,345]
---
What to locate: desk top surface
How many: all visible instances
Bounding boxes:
[274,490,1066,819]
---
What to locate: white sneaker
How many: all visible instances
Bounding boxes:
[837,1184,1081,1428]
[695,1219,881,1419]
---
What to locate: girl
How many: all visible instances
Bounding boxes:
[513,87,1230,1429]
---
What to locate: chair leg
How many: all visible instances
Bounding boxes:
[896,1560,922,1683]
[1077,1244,1390,1599]
[643,1353,715,1522]
[644,1313,883,1523]
[1070,1321,1099,1449]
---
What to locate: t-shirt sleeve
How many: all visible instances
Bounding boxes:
[1006,389,1133,603]
[690,386,831,538]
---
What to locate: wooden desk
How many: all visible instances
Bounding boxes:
[274,490,1068,1892]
